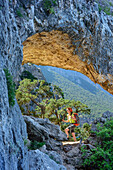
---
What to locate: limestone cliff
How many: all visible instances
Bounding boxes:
[0,0,113,169]
[20,63,46,81]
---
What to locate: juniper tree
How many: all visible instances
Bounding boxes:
[45,98,70,124]
[16,79,53,118]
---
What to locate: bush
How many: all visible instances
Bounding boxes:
[28,140,45,150]
[43,0,57,14]
[4,69,15,107]
[81,118,113,169]
[16,10,23,17]
[20,70,37,81]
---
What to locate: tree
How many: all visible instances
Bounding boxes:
[70,100,91,114]
[45,98,70,124]
[16,79,53,118]
[52,85,64,99]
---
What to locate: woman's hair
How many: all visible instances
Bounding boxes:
[67,107,73,113]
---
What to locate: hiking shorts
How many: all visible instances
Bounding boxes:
[66,124,76,133]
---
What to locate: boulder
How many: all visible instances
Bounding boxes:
[102,111,113,119]
[29,149,66,170]
[46,138,63,151]
[23,116,67,150]
[63,145,73,153]
[39,145,64,165]
[66,147,80,157]
[23,116,49,142]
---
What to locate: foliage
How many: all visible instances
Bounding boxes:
[24,139,28,145]
[83,122,91,131]
[4,69,15,107]
[70,100,91,114]
[43,0,57,14]
[98,4,102,12]
[81,118,113,169]
[16,78,38,106]
[97,0,113,16]
[52,85,64,99]
[16,79,66,118]
[45,98,70,124]
[80,123,91,141]
[109,1,113,7]
[20,70,37,81]
[16,77,90,126]
[45,97,90,126]
[28,141,45,150]
[16,9,23,17]
[16,79,53,117]
[38,66,113,120]
[104,6,111,15]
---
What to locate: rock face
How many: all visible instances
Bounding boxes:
[23,116,67,150]
[0,0,28,169]
[0,69,28,170]
[20,63,46,81]
[0,0,113,169]
[29,149,66,170]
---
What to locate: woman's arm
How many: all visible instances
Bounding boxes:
[62,119,69,123]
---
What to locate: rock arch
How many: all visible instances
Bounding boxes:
[21,0,113,94]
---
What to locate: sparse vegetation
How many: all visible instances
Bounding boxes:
[104,6,111,15]
[97,0,113,16]
[16,9,23,17]
[43,0,57,14]
[28,141,45,150]
[20,70,37,81]
[81,118,113,169]
[4,69,15,107]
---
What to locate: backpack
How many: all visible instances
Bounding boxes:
[73,113,80,124]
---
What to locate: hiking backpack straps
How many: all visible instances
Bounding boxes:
[73,113,80,124]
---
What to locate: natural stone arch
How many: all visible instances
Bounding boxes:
[20,0,113,94]
[22,30,98,83]
[22,28,113,95]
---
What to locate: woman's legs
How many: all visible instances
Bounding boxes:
[72,132,76,141]
[65,128,69,138]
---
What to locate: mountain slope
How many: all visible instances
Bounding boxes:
[37,65,113,118]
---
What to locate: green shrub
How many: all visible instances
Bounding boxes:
[24,139,28,145]
[4,69,15,107]
[98,4,102,12]
[81,118,113,169]
[43,0,57,14]
[16,10,23,17]
[104,7,111,15]
[28,141,45,150]
[20,70,37,81]
[83,123,91,132]
[109,2,113,7]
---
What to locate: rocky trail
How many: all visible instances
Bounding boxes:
[26,111,113,170]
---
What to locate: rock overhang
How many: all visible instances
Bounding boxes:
[22,29,113,95]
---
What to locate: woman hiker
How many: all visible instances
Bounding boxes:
[62,107,79,142]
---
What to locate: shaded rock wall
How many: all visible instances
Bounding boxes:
[0,69,28,169]
[0,0,28,169]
